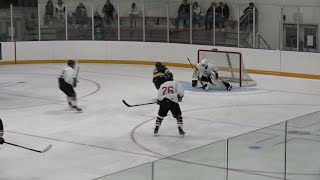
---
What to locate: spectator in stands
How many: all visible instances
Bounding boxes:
[192,1,202,29]
[175,0,190,29]
[240,2,258,31]
[129,3,139,28]
[55,0,65,28]
[44,0,54,28]
[216,2,229,31]
[204,2,216,30]
[75,3,88,38]
[94,12,104,40]
[102,0,115,24]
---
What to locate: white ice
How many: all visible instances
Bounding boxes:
[0,64,320,180]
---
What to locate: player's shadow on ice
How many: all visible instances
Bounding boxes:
[179,81,257,93]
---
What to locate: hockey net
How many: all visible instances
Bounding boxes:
[198,49,256,87]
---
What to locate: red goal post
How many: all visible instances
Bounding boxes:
[197,49,256,87]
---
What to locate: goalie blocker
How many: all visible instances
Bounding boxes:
[192,59,232,91]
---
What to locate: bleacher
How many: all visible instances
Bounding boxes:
[1,1,263,47]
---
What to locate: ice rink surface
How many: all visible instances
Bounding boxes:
[0,64,320,180]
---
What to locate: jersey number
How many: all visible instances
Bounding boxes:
[162,86,174,95]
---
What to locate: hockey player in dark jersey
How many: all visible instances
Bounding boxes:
[0,118,4,145]
[152,62,173,89]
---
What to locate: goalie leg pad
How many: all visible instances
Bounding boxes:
[210,76,226,88]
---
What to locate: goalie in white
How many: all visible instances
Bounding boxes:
[192,59,232,91]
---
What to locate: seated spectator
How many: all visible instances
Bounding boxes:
[192,1,202,29]
[102,0,115,24]
[94,21,104,40]
[204,2,216,30]
[94,11,103,25]
[55,0,65,28]
[75,3,88,38]
[44,0,54,28]
[240,2,258,31]
[216,2,229,31]
[175,0,190,29]
[129,3,139,28]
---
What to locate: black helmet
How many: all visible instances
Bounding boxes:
[155,62,162,67]
[166,72,173,81]
[67,60,76,68]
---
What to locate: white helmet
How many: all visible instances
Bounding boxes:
[200,59,208,67]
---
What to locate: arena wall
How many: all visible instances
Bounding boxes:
[1,41,320,79]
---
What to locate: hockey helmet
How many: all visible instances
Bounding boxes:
[200,59,208,67]
[155,62,162,67]
[166,72,173,81]
[67,60,76,68]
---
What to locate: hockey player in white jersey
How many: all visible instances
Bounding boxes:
[192,59,232,91]
[58,60,82,112]
[154,74,185,136]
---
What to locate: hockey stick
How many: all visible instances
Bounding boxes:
[75,66,80,78]
[187,58,204,89]
[122,100,157,107]
[4,142,52,153]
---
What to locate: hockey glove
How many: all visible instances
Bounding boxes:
[73,78,78,87]
[178,95,183,102]
[157,100,162,105]
[214,71,219,79]
[0,137,4,145]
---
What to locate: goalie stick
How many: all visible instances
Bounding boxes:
[187,58,204,89]
[122,100,157,107]
[4,142,52,153]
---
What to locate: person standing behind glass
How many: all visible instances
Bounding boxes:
[102,0,115,24]
[44,0,54,29]
[129,3,139,28]
[175,0,190,29]
[204,2,216,30]
[216,2,229,31]
[192,1,202,29]
[75,3,88,38]
[94,12,104,40]
[55,0,65,28]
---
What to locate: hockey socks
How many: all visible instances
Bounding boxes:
[154,117,163,134]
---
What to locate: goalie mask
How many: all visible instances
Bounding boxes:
[200,59,208,67]
[67,60,76,69]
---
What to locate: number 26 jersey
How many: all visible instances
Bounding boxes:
[157,81,184,103]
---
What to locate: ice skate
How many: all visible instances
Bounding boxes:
[154,126,159,135]
[178,127,185,137]
[72,106,82,113]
